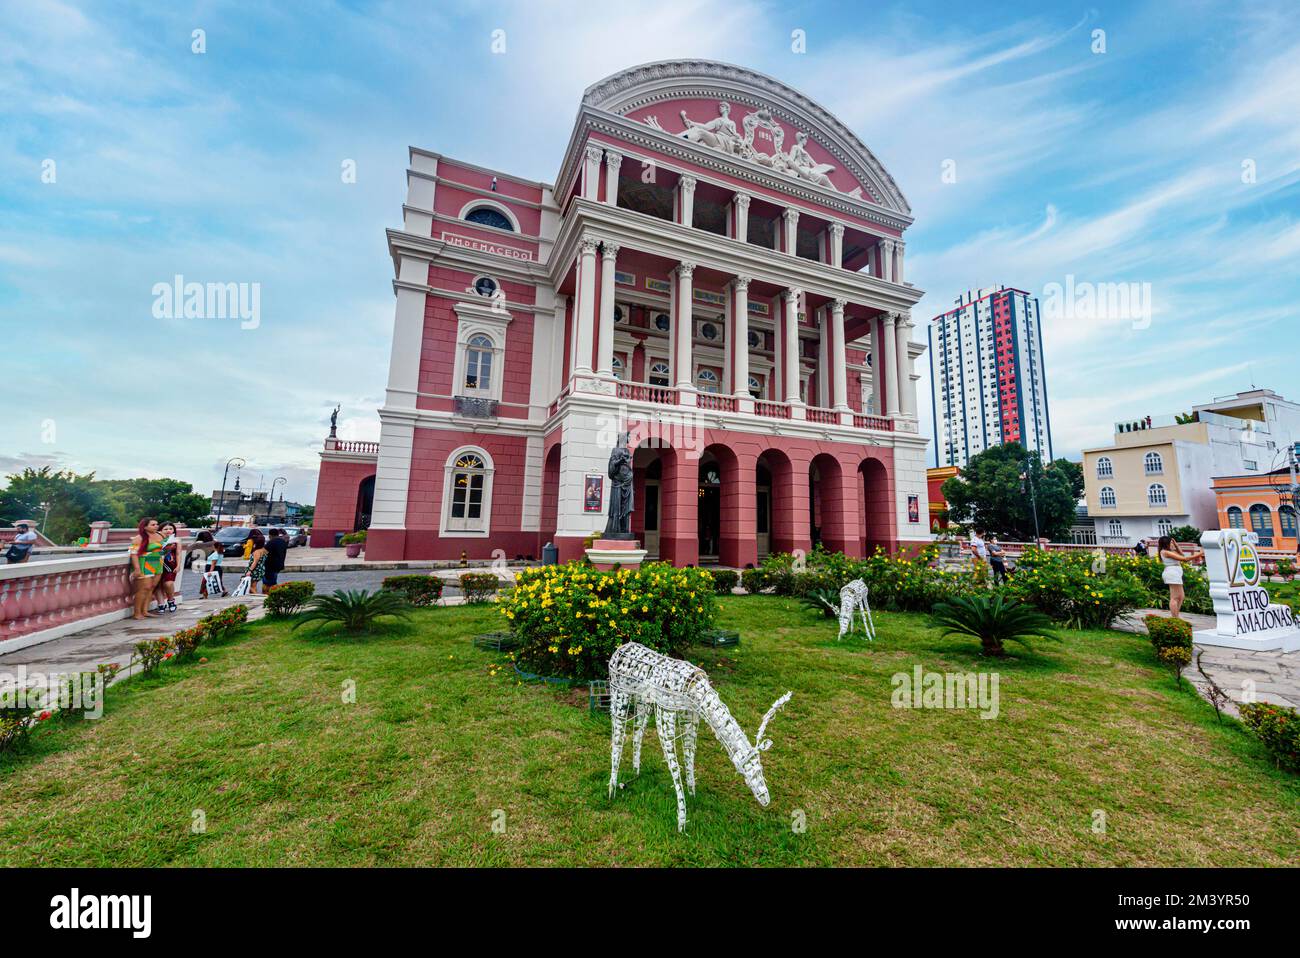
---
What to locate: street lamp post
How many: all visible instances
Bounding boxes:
[270,476,287,525]
[215,457,246,531]
[1021,458,1041,542]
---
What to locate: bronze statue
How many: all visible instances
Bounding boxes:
[604,432,634,539]
[329,404,340,438]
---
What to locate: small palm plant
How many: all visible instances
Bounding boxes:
[292,589,411,635]
[801,586,841,619]
[929,593,1058,657]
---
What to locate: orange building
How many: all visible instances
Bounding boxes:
[1211,468,1298,552]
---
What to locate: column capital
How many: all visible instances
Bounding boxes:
[678,174,697,193]
[883,310,898,327]
[732,192,751,210]
[781,207,800,223]
[731,275,752,291]
[675,260,696,278]
[828,222,845,238]
[585,144,605,164]
[604,150,623,171]
[831,297,848,313]
[578,235,600,255]
[782,287,802,303]
[600,241,621,260]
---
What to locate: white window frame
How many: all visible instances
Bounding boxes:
[1096,456,1113,479]
[440,446,495,537]
[1147,483,1167,507]
[1099,486,1117,508]
[451,301,512,402]
[1157,518,1173,536]
[1144,451,1163,475]
[457,198,521,233]
[696,367,720,393]
[1107,519,1124,538]
[463,333,496,396]
[648,359,671,387]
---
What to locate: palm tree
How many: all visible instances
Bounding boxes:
[292,589,410,635]
[929,594,1058,657]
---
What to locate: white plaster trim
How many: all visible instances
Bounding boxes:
[439,445,496,537]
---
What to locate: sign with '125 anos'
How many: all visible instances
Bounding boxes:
[1194,527,1300,651]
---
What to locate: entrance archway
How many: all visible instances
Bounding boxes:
[810,453,860,557]
[354,475,375,531]
[859,456,895,554]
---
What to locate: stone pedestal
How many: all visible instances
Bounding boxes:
[585,538,648,571]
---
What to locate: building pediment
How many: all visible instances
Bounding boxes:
[582,59,911,216]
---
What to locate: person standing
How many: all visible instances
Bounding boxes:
[245,528,268,595]
[969,528,989,575]
[5,522,38,563]
[128,517,165,619]
[264,528,289,589]
[151,521,182,613]
[988,536,1008,585]
[1133,539,1149,558]
[1158,534,1202,618]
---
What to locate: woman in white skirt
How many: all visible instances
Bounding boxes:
[1157,534,1202,618]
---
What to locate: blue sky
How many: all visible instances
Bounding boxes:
[1,0,1297,503]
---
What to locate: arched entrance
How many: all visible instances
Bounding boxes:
[757,448,807,556]
[354,475,375,531]
[810,453,860,557]
[632,451,662,558]
[859,456,894,555]
[540,443,561,552]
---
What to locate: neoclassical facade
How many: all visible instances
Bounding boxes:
[312,60,932,564]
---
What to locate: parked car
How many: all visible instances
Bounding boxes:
[213,526,255,558]
[287,527,309,547]
[183,534,221,570]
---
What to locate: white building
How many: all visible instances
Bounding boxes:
[928,286,1052,468]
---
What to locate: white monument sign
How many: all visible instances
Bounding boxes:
[1194,528,1300,652]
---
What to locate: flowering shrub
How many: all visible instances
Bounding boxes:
[265,581,316,616]
[771,546,980,613]
[1112,552,1212,615]
[459,573,500,604]
[1155,643,1192,686]
[1004,548,1150,629]
[170,627,203,662]
[740,568,766,594]
[1144,614,1192,654]
[135,638,171,674]
[1239,702,1300,772]
[198,604,249,642]
[382,574,444,606]
[711,570,739,595]
[0,699,38,753]
[500,562,718,680]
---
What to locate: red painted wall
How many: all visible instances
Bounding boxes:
[311,459,377,547]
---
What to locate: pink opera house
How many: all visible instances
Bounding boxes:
[312,60,931,565]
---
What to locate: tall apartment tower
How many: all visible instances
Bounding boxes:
[928,286,1052,468]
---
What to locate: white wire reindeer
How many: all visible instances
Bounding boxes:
[819,578,875,641]
[607,643,793,832]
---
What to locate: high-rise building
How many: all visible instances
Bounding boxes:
[928,286,1052,468]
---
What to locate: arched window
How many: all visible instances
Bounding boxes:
[443,449,493,534]
[611,355,625,381]
[1157,518,1173,536]
[1096,457,1113,479]
[1280,505,1298,539]
[1144,451,1163,475]
[464,333,494,393]
[1107,519,1124,538]
[1227,506,1244,529]
[648,361,670,387]
[1147,483,1167,507]
[696,368,719,393]
[464,206,514,231]
[1099,486,1117,508]
[748,374,763,399]
[1249,504,1274,538]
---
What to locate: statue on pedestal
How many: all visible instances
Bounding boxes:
[604,432,635,539]
[329,404,340,438]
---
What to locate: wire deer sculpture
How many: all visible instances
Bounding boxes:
[607,643,793,832]
[819,578,875,641]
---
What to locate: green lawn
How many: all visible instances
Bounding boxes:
[1,597,1296,866]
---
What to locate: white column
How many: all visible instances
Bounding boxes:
[895,239,905,284]
[597,242,618,376]
[828,222,844,268]
[816,310,830,407]
[677,175,697,227]
[582,145,603,200]
[783,288,802,404]
[674,261,695,390]
[732,276,751,402]
[603,151,622,206]
[896,315,914,418]
[883,311,901,416]
[782,208,800,254]
[880,239,895,282]
[872,316,886,415]
[831,298,849,412]
[732,193,750,241]
[573,236,598,375]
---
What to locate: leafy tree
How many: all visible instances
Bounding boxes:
[940,443,1083,542]
[96,478,212,528]
[0,467,115,545]
[1169,524,1202,544]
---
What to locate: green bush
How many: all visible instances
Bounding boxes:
[930,593,1059,657]
[170,626,203,662]
[759,553,800,595]
[740,568,766,594]
[501,562,718,680]
[711,570,739,594]
[265,580,316,617]
[293,589,410,635]
[1238,702,1300,772]
[757,545,979,613]
[459,573,500,603]
[197,604,249,643]
[339,530,367,545]
[1115,551,1212,615]
[383,574,445,606]
[134,637,171,674]
[0,702,42,754]
[1144,614,1193,654]
[1005,548,1151,628]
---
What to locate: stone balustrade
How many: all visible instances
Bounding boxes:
[0,553,134,654]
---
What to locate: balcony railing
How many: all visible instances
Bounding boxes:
[806,406,839,424]
[853,414,894,431]
[616,382,679,405]
[325,439,380,455]
[754,400,791,420]
[697,393,738,413]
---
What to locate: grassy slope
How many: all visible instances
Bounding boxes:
[0,597,1296,867]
